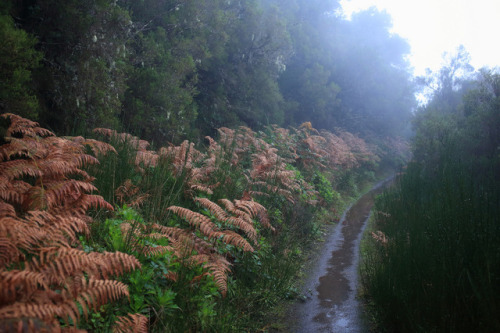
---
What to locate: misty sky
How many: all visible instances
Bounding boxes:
[339,0,500,76]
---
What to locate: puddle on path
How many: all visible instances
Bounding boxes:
[285,177,394,333]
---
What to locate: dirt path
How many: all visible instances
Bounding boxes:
[285,178,394,333]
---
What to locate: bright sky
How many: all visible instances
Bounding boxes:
[339,0,500,76]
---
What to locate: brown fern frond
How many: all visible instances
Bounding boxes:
[194,198,228,221]
[189,272,210,285]
[0,317,61,333]
[188,168,204,183]
[212,230,254,252]
[299,121,319,135]
[167,206,217,238]
[92,127,117,138]
[218,199,253,225]
[0,186,22,206]
[189,184,213,195]
[0,302,74,325]
[234,200,274,232]
[139,245,174,257]
[189,253,211,265]
[69,137,117,156]
[247,191,269,197]
[0,114,142,332]
[0,202,16,217]
[158,141,203,178]
[371,231,388,246]
[113,313,148,333]
[115,179,139,203]
[36,180,98,211]
[175,140,188,168]
[149,226,212,259]
[26,247,97,285]
[335,129,378,165]
[86,251,141,280]
[93,128,150,152]
[233,200,256,218]
[61,194,114,214]
[196,196,257,242]
[204,256,231,297]
[216,127,235,147]
[24,248,140,285]
[224,217,257,243]
[115,180,149,208]
[75,279,129,318]
[151,224,188,241]
[0,136,52,161]
[0,237,21,268]
[0,270,48,304]
[36,216,89,246]
[150,225,212,259]
[135,150,158,168]
[205,136,218,151]
[164,271,178,282]
[0,216,47,255]
[185,235,214,256]
[128,194,150,208]
[2,113,54,138]
[1,159,43,179]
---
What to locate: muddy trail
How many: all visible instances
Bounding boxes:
[285,177,394,333]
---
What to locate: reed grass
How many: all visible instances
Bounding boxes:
[361,157,500,332]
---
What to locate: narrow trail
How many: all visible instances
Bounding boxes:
[286,177,394,333]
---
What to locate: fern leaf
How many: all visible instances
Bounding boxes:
[0,303,65,324]
[212,230,254,252]
[234,200,274,231]
[0,270,47,304]
[0,237,22,268]
[114,313,148,333]
[69,137,117,156]
[138,245,174,257]
[204,256,231,297]
[26,247,97,285]
[164,272,178,282]
[0,317,61,333]
[0,202,16,218]
[75,279,129,318]
[218,199,253,225]
[1,159,43,179]
[86,251,141,279]
[167,206,217,238]
[2,113,54,138]
[224,217,257,244]
[189,184,213,195]
[194,198,228,221]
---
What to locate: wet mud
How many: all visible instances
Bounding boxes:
[286,177,394,333]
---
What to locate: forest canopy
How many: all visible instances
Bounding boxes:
[1,0,416,144]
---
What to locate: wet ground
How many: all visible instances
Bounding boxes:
[285,177,394,333]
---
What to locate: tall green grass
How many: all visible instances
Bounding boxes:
[361,159,500,332]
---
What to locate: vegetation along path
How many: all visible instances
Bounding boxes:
[287,177,394,333]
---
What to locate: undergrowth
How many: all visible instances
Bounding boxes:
[0,114,407,332]
[361,160,500,332]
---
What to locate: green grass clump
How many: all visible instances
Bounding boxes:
[361,160,500,332]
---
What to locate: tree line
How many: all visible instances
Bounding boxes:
[1,0,415,144]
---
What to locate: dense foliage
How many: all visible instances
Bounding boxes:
[361,66,500,332]
[0,113,408,331]
[1,0,415,144]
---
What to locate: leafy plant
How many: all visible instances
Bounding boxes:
[0,114,142,332]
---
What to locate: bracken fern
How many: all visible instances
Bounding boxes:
[0,113,142,332]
